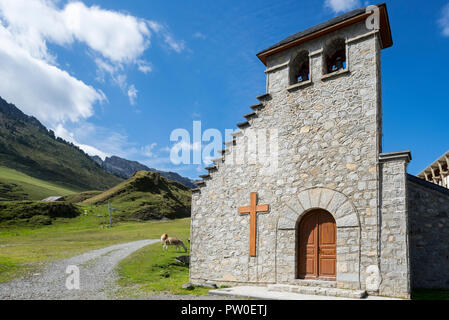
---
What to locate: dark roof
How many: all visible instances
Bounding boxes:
[408,174,449,197]
[257,3,392,65]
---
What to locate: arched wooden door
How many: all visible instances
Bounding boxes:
[297,209,336,281]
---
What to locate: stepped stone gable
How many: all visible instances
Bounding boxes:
[189,4,449,299]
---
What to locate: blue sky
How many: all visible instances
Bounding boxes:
[0,0,448,179]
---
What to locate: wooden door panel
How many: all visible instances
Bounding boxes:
[318,211,336,280]
[305,258,315,275]
[319,247,336,255]
[298,210,337,280]
[319,258,336,278]
[298,213,318,278]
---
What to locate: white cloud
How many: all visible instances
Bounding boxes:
[139,157,174,171]
[0,0,151,64]
[127,85,138,105]
[137,60,152,74]
[54,124,109,159]
[0,0,184,123]
[94,58,127,88]
[439,3,449,36]
[0,0,156,126]
[0,0,72,63]
[325,0,360,13]
[0,0,185,160]
[63,2,151,63]
[55,122,144,161]
[163,34,185,53]
[147,20,163,34]
[142,143,158,157]
[147,20,185,53]
[0,25,105,125]
[160,146,172,153]
[193,32,206,40]
[171,141,202,155]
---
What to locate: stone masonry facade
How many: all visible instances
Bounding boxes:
[408,175,449,290]
[190,7,448,299]
[379,152,411,298]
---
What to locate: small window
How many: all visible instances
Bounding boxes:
[289,50,310,85]
[324,38,347,74]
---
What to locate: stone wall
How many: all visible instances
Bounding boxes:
[378,152,411,299]
[190,21,387,293]
[408,175,449,289]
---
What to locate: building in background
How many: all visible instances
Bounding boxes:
[417,151,449,188]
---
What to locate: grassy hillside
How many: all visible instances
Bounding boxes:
[83,171,192,221]
[0,201,81,227]
[61,191,102,204]
[0,96,122,191]
[0,171,191,228]
[0,166,77,201]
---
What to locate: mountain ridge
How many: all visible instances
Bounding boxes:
[0,96,122,193]
[92,155,196,189]
[0,95,195,195]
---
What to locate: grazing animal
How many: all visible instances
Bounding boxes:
[161,233,187,252]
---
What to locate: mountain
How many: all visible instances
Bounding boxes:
[93,155,196,189]
[0,96,122,193]
[82,171,191,220]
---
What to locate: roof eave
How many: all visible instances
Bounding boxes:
[418,150,449,177]
[256,3,392,66]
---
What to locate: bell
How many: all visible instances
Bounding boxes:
[335,56,343,71]
[298,65,309,82]
[298,72,308,82]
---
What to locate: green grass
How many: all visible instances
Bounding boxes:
[0,166,78,201]
[412,289,449,300]
[61,191,102,204]
[0,215,192,284]
[0,201,81,227]
[116,242,210,297]
[0,257,22,282]
[0,170,195,295]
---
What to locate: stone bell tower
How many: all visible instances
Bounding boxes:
[190,4,411,299]
[254,3,404,296]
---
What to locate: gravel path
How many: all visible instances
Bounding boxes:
[0,239,158,300]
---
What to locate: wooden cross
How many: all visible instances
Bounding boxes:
[238,192,269,257]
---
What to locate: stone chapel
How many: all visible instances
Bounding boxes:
[189,3,449,299]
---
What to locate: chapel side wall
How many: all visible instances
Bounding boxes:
[408,177,449,290]
[379,157,411,299]
[190,22,383,290]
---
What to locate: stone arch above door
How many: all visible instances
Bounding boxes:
[277,187,360,230]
